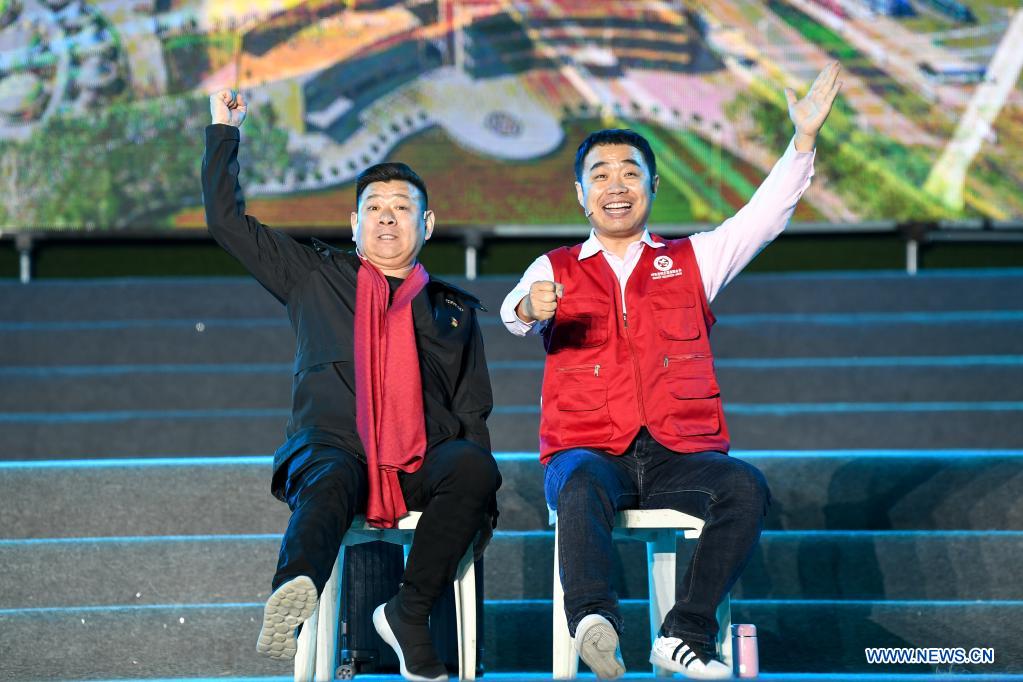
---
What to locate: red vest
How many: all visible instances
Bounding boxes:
[539,236,730,463]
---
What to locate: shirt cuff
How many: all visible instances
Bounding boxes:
[206,124,240,142]
[505,315,540,336]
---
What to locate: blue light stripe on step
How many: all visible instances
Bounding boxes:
[0,534,281,547]
[714,311,1023,326]
[0,602,265,615]
[0,408,290,424]
[489,356,1023,371]
[4,310,1023,332]
[4,598,1023,618]
[493,401,1023,416]
[2,529,1019,546]
[0,318,286,332]
[728,401,1023,415]
[735,449,1023,459]
[2,355,1021,379]
[0,363,292,377]
[2,450,1023,470]
[734,598,1023,606]
[479,310,1023,327]
[0,455,273,469]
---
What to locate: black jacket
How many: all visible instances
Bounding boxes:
[202,124,493,500]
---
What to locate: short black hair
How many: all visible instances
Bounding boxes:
[355,162,429,210]
[574,129,657,190]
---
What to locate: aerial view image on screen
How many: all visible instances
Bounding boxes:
[0,0,1020,231]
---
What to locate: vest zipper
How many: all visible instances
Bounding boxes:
[664,353,709,367]
[558,364,601,377]
[623,309,647,425]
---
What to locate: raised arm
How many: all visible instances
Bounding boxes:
[202,90,321,304]
[691,62,842,303]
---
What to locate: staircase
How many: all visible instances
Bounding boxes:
[2,269,1022,679]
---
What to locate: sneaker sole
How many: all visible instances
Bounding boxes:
[372,604,448,682]
[577,620,626,680]
[256,576,318,661]
[649,650,733,680]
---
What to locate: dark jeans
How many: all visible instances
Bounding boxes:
[273,439,500,622]
[544,429,770,646]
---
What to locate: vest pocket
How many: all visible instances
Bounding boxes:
[651,293,700,341]
[666,374,721,437]
[553,296,609,348]
[555,366,612,441]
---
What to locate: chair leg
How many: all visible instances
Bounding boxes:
[314,547,343,681]
[716,592,733,669]
[453,545,477,680]
[551,520,578,679]
[294,597,319,682]
[647,531,676,678]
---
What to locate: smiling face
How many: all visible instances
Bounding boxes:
[575,143,659,243]
[350,180,434,276]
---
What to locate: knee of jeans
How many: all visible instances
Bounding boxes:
[556,463,613,511]
[725,458,771,512]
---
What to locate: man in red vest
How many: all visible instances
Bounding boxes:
[502,63,842,679]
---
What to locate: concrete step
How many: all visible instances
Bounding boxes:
[3,314,1020,367]
[495,362,1023,407]
[3,270,1022,322]
[3,452,1021,537]
[5,404,1019,459]
[0,599,1019,678]
[3,531,1020,609]
[489,269,1023,316]
[3,362,1020,412]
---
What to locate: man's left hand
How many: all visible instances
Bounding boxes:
[786,61,843,152]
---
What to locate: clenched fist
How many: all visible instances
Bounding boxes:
[210,89,247,127]
[517,280,564,323]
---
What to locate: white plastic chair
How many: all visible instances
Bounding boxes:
[551,508,733,678]
[294,511,478,682]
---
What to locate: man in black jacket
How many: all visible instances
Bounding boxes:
[203,89,499,682]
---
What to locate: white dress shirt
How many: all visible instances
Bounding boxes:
[501,138,816,335]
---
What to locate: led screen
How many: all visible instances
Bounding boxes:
[0,0,1020,231]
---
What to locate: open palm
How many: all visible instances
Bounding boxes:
[786,62,842,138]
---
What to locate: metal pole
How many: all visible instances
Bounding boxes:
[905,239,918,276]
[465,245,478,281]
[463,230,482,281]
[16,234,33,284]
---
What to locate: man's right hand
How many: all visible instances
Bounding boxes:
[517,280,564,323]
[210,89,247,127]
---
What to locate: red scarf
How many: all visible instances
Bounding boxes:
[354,259,429,529]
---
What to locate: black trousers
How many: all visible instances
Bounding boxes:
[273,440,500,622]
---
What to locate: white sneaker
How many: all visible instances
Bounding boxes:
[256,576,318,660]
[650,635,732,679]
[574,614,626,680]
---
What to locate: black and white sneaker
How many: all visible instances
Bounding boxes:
[650,635,731,679]
[256,576,318,660]
[373,596,449,682]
